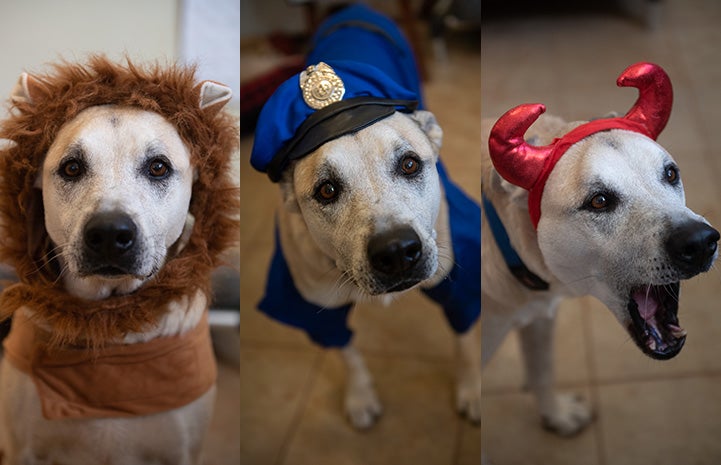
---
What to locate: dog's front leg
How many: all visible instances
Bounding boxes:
[456,326,482,424]
[519,316,592,436]
[339,344,382,429]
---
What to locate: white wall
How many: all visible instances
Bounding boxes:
[180,0,240,110]
[0,0,240,118]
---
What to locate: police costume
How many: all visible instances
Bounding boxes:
[250,4,480,348]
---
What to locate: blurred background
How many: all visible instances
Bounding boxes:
[482,1,721,464]
[0,1,239,464]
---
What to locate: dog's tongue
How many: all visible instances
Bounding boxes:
[632,286,687,346]
[633,289,658,321]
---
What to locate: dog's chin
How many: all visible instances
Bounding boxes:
[368,278,423,295]
[68,263,159,300]
[79,265,154,281]
[625,282,685,360]
[85,265,140,278]
[360,259,437,296]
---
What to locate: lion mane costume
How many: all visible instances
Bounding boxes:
[0,56,239,349]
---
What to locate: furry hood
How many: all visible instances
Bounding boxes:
[0,56,239,348]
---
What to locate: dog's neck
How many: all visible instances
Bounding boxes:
[482,167,556,287]
[121,288,207,343]
[21,287,207,346]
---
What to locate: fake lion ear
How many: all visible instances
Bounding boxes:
[195,80,233,115]
[11,72,48,105]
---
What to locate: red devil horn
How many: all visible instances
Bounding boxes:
[488,103,555,191]
[617,62,673,140]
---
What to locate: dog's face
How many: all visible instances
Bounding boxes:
[40,105,194,299]
[281,111,443,295]
[537,129,719,359]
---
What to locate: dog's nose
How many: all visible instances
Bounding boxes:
[367,227,423,276]
[665,221,719,274]
[83,211,138,259]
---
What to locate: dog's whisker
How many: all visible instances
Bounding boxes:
[24,243,70,279]
[662,283,680,303]
[318,269,356,309]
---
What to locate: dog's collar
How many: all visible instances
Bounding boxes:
[482,194,549,291]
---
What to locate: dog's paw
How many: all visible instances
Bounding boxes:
[344,381,383,430]
[456,371,482,425]
[540,393,593,436]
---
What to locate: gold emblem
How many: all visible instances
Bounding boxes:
[300,62,345,110]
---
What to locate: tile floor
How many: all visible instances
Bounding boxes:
[482,1,721,464]
[241,1,721,464]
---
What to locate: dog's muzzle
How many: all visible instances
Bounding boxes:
[627,220,719,360]
[81,211,140,276]
[366,226,427,293]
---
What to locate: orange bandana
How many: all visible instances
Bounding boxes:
[2,310,216,420]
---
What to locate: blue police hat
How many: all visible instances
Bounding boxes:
[250,60,418,182]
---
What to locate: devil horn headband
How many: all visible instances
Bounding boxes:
[488,62,673,228]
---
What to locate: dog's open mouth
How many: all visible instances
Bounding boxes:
[627,282,685,360]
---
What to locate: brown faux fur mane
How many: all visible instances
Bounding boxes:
[0,56,239,348]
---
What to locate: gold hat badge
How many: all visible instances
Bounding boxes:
[300,62,345,110]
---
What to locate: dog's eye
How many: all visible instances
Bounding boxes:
[59,159,85,180]
[314,181,339,203]
[148,159,170,178]
[590,194,608,209]
[664,165,680,185]
[583,192,617,212]
[399,154,421,176]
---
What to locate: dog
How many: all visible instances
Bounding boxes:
[481,62,719,438]
[250,4,482,429]
[0,58,238,464]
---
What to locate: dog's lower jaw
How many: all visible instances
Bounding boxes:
[63,274,146,300]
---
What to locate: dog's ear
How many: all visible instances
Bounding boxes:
[279,169,300,213]
[194,81,233,115]
[33,170,43,189]
[11,73,49,105]
[25,188,51,271]
[490,169,530,208]
[590,111,620,121]
[410,110,443,153]
[168,213,196,257]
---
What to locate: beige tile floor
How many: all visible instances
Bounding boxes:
[482,1,721,464]
[239,29,482,465]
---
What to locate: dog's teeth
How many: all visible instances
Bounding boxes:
[646,338,657,351]
[667,323,687,338]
